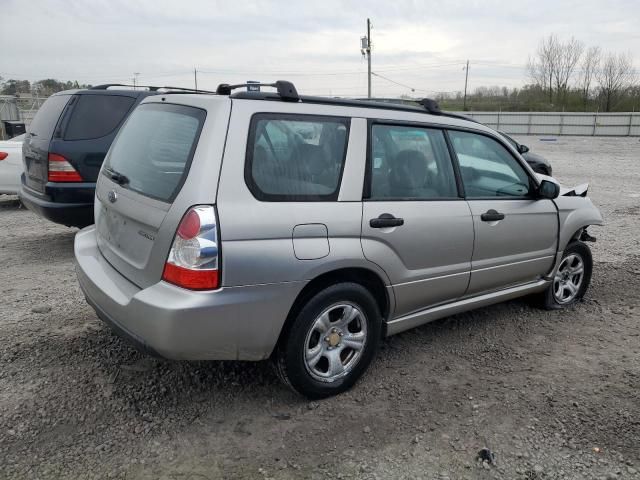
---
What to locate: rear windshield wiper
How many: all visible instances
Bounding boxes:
[105,168,129,186]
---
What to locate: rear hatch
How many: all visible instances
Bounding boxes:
[49,92,138,183]
[23,92,140,194]
[22,94,71,192]
[95,98,226,288]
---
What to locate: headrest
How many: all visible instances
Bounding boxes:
[389,149,428,191]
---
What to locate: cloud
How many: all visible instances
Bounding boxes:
[1,0,638,96]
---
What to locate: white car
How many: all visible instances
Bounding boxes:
[0,133,24,194]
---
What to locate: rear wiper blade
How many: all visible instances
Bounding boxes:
[105,168,129,186]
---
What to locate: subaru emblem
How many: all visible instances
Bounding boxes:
[108,190,117,203]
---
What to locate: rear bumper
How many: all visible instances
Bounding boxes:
[19,180,94,227]
[74,226,304,361]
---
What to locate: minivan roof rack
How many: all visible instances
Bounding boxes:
[90,84,153,90]
[216,80,299,102]
[89,84,217,94]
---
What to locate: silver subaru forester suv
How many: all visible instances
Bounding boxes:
[75,81,602,398]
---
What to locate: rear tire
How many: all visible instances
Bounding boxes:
[539,241,592,310]
[274,282,382,399]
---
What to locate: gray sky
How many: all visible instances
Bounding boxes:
[1,0,639,97]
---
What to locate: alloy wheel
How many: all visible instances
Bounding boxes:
[303,303,368,383]
[553,253,585,304]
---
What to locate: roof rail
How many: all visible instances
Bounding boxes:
[159,86,217,94]
[231,91,478,124]
[216,80,299,102]
[90,84,130,90]
[89,84,216,94]
[90,83,163,91]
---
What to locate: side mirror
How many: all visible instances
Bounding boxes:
[537,179,560,199]
[518,144,530,154]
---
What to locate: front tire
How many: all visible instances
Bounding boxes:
[275,283,382,399]
[539,241,593,310]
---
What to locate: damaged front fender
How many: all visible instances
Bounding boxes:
[535,174,603,250]
[554,192,604,251]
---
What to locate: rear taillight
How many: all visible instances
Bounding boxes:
[162,206,220,290]
[48,153,83,182]
[0,152,7,161]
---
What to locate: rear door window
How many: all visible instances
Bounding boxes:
[27,94,70,140]
[246,114,350,201]
[368,124,459,200]
[103,103,206,203]
[64,95,135,141]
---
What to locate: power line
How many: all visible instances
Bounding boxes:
[371,72,416,92]
[370,71,457,95]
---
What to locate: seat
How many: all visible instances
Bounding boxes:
[295,143,336,191]
[389,149,438,198]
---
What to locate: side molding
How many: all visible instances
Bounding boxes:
[386,280,548,336]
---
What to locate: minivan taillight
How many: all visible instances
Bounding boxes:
[48,153,83,182]
[162,206,220,290]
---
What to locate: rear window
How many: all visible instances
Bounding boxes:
[64,94,135,141]
[103,103,206,203]
[28,94,70,140]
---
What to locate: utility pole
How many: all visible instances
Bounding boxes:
[194,67,198,92]
[463,60,469,111]
[367,18,372,99]
[133,72,140,90]
[360,19,372,99]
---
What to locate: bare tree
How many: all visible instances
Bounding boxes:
[597,52,634,111]
[553,37,584,104]
[527,34,560,103]
[528,35,585,105]
[578,46,601,108]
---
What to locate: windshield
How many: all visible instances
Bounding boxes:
[500,132,518,150]
[103,103,206,203]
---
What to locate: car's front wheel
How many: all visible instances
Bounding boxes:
[539,241,593,309]
[274,283,382,398]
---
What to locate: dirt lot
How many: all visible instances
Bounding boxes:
[1,136,639,480]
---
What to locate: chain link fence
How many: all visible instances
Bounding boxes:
[1,94,45,139]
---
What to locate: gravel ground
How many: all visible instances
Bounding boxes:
[0,136,639,480]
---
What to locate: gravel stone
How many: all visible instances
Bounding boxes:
[31,305,51,314]
[0,137,638,479]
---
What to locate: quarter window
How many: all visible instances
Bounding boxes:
[246,114,350,201]
[28,94,70,140]
[449,130,532,198]
[368,124,458,200]
[64,95,135,141]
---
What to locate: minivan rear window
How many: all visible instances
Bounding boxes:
[64,94,135,141]
[27,94,70,140]
[103,103,206,203]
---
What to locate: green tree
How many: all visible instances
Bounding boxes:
[1,79,31,95]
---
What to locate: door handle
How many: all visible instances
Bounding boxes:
[481,209,505,222]
[370,213,404,228]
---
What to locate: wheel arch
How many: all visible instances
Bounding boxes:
[273,267,391,355]
[555,199,603,252]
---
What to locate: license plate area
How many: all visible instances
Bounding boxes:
[97,205,128,248]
